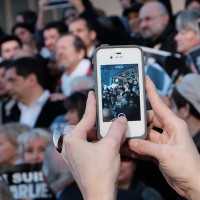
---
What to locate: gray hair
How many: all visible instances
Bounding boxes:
[42,144,74,193]
[176,9,200,38]
[71,75,94,93]
[17,128,52,159]
[0,123,31,146]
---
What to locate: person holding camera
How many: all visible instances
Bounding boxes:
[59,77,200,200]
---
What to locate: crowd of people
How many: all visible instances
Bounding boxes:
[0,0,199,199]
[102,69,141,122]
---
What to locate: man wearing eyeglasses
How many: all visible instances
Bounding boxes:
[138,1,177,53]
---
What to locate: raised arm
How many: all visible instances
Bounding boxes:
[61,91,127,200]
[36,0,48,31]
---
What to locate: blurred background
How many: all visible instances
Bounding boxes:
[0,0,185,33]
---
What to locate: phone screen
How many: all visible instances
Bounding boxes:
[101,64,141,122]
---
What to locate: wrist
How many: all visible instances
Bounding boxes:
[39,7,45,13]
[81,181,117,200]
[185,176,200,200]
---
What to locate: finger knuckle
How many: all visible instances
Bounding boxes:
[137,141,147,154]
[64,134,75,149]
[104,137,118,149]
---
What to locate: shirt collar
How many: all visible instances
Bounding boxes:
[65,59,90,78]
[18,90,50,108]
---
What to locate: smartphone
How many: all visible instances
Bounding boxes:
[45,0,71,10]
[94,45,147,139]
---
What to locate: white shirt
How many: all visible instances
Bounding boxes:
[61,59,91,96]
[18,90,50,127]
[87,46,95,59]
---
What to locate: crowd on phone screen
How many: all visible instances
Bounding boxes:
[102,70,141,122]
[0,0,200,199]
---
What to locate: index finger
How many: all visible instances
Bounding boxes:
[146,76,178,123]
[72,91,96,139]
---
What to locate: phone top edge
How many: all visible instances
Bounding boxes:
[94,45,143,52]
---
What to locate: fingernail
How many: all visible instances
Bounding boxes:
[88,90,94,97]
[118,116,127,124]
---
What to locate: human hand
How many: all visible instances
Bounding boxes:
[38,0,48,11]
[67,0,85,13]
[129,76,200,200]
[50,93,66,102]
[61,91,127,200]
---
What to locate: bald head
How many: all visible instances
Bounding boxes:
[139,1,170,40]
[140,1,169,16]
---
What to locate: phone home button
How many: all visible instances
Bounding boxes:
[118,113,126,118]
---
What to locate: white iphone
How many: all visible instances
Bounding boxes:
[93,45,147,139]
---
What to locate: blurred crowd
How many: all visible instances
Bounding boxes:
[0,0,199,199]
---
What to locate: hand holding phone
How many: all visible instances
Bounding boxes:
[94,45,147,139]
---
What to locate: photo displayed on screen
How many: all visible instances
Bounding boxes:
[101,64,141,122]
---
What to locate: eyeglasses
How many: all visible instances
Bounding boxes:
[138,14,163,24]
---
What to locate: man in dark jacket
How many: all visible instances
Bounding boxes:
[2,57,65,128]
[138,1,177,53]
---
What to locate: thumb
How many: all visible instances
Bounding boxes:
[103,117,128,148]
[73,91,96,138]
[129,139,160,159]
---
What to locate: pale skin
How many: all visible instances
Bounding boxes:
[68,18,96,55]
[67,0,85,13]
[61,77,200,200]
[5,68,44,106]
[175,29,200,55]
[62,93,126,200]
[138,2,169,41]
[1,40,21,60]
[23,137,47,164]
[36,0,48,30]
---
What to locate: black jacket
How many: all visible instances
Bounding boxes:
[2,98,65,128]
[142,24,177,53]
[58,182,83,200]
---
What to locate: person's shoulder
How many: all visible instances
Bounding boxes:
[42,97,65,114]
